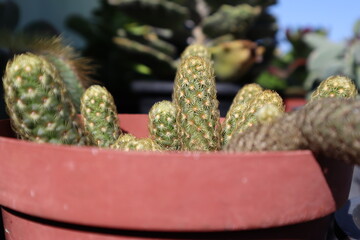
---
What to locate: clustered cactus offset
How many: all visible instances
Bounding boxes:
[3,53,84,145]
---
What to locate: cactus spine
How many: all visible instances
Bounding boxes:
[80,85,121,147]
[148,100,179,150]
[173,56,221,151]
[3,53,84,145]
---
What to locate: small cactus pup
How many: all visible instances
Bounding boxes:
[80,85,121,147]
[180,44,211,60]
[231,83,263,106]
[222,83,263,146]
[310,75,358,101]
[234,90,285,135]
[173,56,222,151]
[148,100,179,150]
[31,37,95,112]
[255,103,284,124]
[3,53,84,145]
[112,137,161,152]
[110,134,137,149]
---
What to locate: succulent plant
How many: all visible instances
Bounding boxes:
[222,83,263,145]
[304,20,360,93]
[173,56,221,151]
[255,103,284,124]
[234,90,284,133]
[302,98,360,164]
[224,98,360,165]
[32,37,95,112]
[112,136,161,151]
[110,133,136,149]
[148,100,179,150]
[224,109,306,152]
[180,44,212,60]
[80,85,121,147]
[202,4,261,39]
[2,53,84,145]
[310,75,358,101]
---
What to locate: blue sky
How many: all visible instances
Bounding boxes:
[270,0,360,51]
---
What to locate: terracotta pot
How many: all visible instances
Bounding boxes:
[0,114,353,240]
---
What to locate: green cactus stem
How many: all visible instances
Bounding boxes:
[224,110,307,152]
[112,137,161,151]
[80,85,121,147]
[173,56,221,151]
[30,37,95,112]
[180,44,211,60]
[3,53,84,145]
[110,133,137,149]
[310,75,358,101]
[255,103,284,124]
[222,83,263,145]
[225,98,360,166]
[233,90,285,135]
[148,100,179,150]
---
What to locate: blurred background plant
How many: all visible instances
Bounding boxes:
[65,0,279,113]
[255,27,327,97]
[302,19,360,97]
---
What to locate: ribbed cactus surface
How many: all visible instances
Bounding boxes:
[302,98,360,164]
[110,134,137,149]
[234,90,284,134]
[180,44,211,60]
[173,56,221,151]
[148,100,179,150]
[113,137,161,151]
[80,85,121,147]
[225,98,360,165]
[310,75,358,101]
[222,83,263,145]
[224,110,307,152]
[3,53,84,145]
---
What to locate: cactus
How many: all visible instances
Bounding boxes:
[26,37,95,112]
[2,53,84,145]
[112,136,161,151]
[148,100,179,150]
[234,90,284,134]
[202,4,261,39]
[224,110,307,152]
[180,44,212,60]
[222,89,284,145]
[108,0,189,29]
[110,133,137,149]
[173,56,221,151]
[224,98,360,165]
[255,103,284,124]
[231,83,263,105]
[302,98,360,164]
[80,85,121,147]
[310,75,358,101]
[222,83,263,145]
